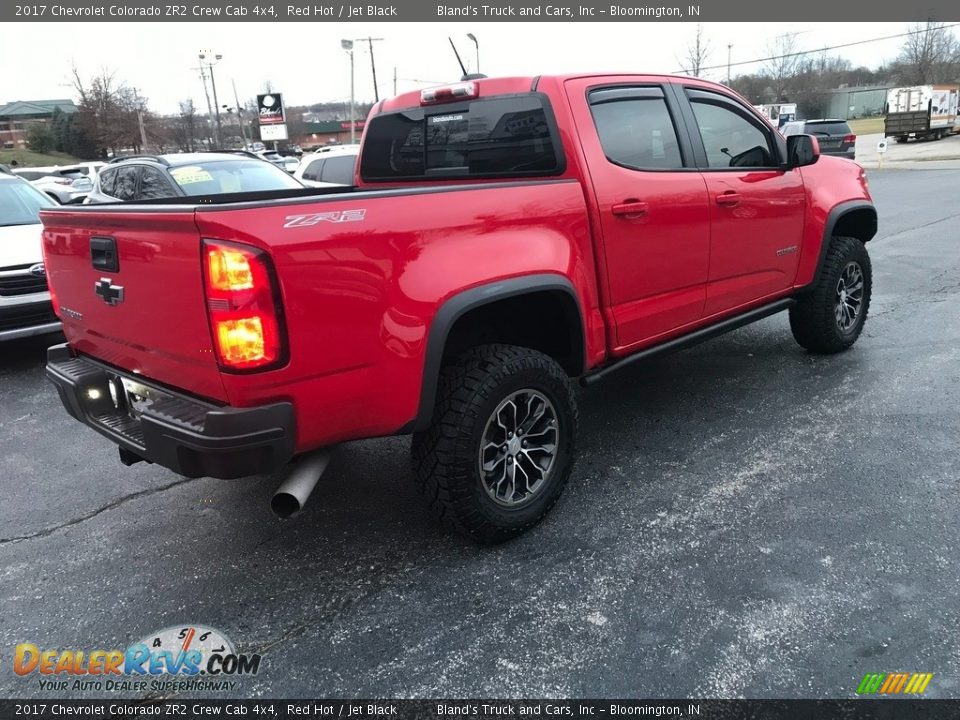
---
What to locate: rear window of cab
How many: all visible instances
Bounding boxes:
[360,95,564,181]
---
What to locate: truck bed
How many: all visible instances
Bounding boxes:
[40,178,595,451]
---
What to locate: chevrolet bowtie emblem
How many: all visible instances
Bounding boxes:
[95,278,124,306]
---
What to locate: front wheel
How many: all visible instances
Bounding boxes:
[411,344,578,544]
[790,236,872,354]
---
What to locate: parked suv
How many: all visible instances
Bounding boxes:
[13,168,93,204]
[0,172,61,341]
[781,119,857,160]
[85,153,305,203]
[293,145,360,187]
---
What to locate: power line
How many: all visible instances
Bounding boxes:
[685,23,960,75]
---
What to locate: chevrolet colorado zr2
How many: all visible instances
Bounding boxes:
[40,74,876,543]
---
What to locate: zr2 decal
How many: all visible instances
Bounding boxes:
[284,209,366,228]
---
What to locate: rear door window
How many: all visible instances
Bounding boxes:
[319,155,356,185]
[589,88,684,170]
[98,169,117,196]
[360,95,563,181]
[139,167,176,200]
[113,166,140,201]
[301,158,325,182]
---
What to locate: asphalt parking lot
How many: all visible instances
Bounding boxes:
[1,168,959,700]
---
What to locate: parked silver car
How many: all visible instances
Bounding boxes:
[13,167,92,204]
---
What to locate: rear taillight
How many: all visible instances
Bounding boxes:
[843,134,857,144]
[202,239,286,372]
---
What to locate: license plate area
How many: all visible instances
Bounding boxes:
[105,373,173,421]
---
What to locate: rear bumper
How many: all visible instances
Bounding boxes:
[45,344,295,479]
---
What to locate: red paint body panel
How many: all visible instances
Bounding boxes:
[41,210,228,402]
[794,155,873,288]
[193,182,598,450]
[39,73,873,458]
[701,169,806,316]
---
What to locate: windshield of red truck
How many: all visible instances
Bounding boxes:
[359,95,563,181]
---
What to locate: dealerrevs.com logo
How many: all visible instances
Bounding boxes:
[14,625,261,693]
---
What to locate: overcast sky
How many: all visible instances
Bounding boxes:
[0,22,917,113]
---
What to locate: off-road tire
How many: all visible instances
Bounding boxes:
[790,235,872,354]
[411,344,578,544]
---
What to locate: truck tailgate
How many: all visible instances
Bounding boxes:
[40,209,227,403]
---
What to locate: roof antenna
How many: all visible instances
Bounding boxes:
[448,37,467,77]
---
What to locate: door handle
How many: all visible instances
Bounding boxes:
[612,200,649,217]
[715,191,741,207]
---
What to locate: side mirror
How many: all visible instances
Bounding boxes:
[787,134,820,168]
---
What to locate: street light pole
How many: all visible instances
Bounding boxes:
[342,39,356,144]
[467,33,479,74]
[727,43,732,85]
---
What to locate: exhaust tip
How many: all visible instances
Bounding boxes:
[270,492,302,519]
[270,449,331,519]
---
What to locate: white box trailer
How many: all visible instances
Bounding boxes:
[753,103,798,128]
[885,85,959,142]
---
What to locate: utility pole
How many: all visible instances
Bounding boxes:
[209,66,223,147]
[232,79,250,148]
[393,66,397,96]
[342,39,356,144]
[727,43,733,85]
[137,108,148,150]
[195,65,215,148]
[133,89,148,151]
[359,36,384,101]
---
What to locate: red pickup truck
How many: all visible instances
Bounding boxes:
[41,74,876,543]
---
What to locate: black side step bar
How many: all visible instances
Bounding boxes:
[580,298,796,386]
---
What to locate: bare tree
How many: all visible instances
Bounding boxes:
[896,21,960,84]
[174,99,199,152]
[72,66,145,156]
[764,33,802,102]
[680,24,712,77]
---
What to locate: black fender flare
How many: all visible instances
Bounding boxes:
[404,273,586,433]
[805,199,877,290]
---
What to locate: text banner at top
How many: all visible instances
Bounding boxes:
[4,0,960,22]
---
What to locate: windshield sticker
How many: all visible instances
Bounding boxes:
[170,167,214,186]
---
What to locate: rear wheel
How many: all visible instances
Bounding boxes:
[790,236,872,354]
[895,136,908,144]
[411,344,578,544]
